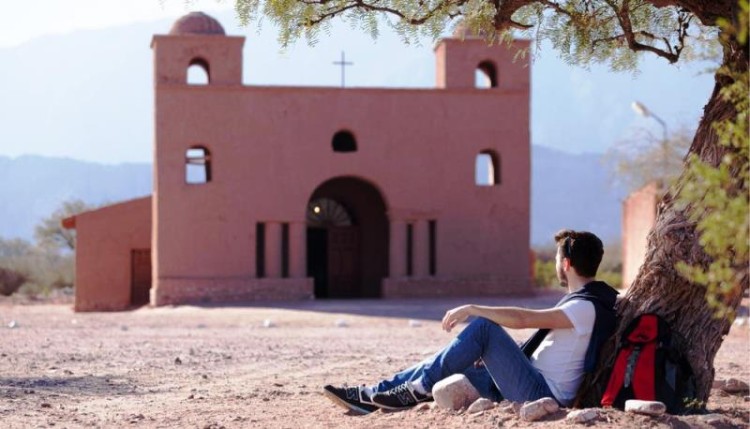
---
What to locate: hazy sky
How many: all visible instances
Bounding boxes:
[1,0,717,163]
[0,0,232,48]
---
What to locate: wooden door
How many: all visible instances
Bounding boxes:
[327,227,361,298]
[130,249,152,306]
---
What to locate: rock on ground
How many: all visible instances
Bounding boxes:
[432,374,481,411]
[499,400,522,415]
[722,378,749,394]
[519,397,559,422]
[624,400,666,416]
[566,408,600,424]
[700,413,729,425]
[467,398,495,414]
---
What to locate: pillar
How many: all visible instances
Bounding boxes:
[414,219,429,277]
[289,221,306,278]
[265,222,282,278]
[389,219,406,278]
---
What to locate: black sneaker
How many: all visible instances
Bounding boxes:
[323,385,379,415]
[370,382,431,410]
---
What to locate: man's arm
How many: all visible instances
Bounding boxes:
[441,305,573,332]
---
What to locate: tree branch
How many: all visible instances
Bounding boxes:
[606,0,681,63]
[644,0,734,26]
[301,0,467,27]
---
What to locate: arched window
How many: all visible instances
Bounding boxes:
[332,130,357,153]
[187,58,210,85]
[306,198,353,227]
[475,150,500,186]
[186,146,211,184]
[475,61,498,89]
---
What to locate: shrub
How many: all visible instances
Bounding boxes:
[0,267,27,296]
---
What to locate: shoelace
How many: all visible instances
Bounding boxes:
[387,383,416,402]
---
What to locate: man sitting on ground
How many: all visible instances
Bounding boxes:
[323,229,618,414]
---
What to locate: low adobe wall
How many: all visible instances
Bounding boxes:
[74,197,152,312]
[152,277,313,305]
[622,182,659,288]
[383,275,529,298]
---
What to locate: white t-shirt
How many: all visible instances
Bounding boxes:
[530,299,596,406]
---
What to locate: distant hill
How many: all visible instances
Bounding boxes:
[0,155,151,241]
[531,145,626,246]
[0,148,626,246]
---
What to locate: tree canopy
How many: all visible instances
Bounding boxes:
[34,199,96,251]
[235,0,723,70]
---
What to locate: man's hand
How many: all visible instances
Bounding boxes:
[441,305,474,332]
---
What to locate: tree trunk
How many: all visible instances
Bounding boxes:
[577,31,749,409]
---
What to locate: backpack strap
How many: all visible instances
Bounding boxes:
[601,341,632,407]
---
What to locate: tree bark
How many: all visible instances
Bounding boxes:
[577,28,749,409]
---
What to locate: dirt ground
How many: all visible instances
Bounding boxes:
[1,291,748,429]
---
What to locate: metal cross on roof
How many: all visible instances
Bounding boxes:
[332,51,353,88]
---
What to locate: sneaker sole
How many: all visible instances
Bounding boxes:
[368,401,415,411]
[322,389,378,415]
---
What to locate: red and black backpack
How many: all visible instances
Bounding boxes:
[601,313,697,414]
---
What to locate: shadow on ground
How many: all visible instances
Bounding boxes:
[196,290,567,321]
[0,375,139,398]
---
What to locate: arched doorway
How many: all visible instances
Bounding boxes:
[306,177,388,298]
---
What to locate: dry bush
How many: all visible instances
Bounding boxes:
[0,267,27,296]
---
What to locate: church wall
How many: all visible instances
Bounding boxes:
[74,196,151,311]
[622,182,659,288]
[153,84,530,299]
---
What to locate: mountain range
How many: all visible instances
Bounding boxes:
[0,147,626,246]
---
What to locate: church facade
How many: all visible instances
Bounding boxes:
[65,12,532,311]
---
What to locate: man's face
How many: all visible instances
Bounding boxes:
[556,248,568,288]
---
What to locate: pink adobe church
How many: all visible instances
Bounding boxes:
[64,12,532,311]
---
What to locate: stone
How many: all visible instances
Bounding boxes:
[414,402,432,411]
[624,399,666,416]
[712,379,726,389]
[467,398,495,414]
[722,378,749,394]
[700,413,727,425]
[334,319,348,328]
[432,374,481,411]
[7,320,18,329]
[500,401,524,415]
[566,408,600,424]
[262,319,275,328]
[408,319,422,327]
[519,397,559,422]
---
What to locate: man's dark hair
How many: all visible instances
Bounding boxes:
[554,229,604,278]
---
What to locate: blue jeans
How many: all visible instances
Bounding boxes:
[375,317,555,403]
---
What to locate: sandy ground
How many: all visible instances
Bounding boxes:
[1,291,748,429]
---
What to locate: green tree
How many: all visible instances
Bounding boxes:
[675,3,749,321]
[0,237,74,297]
[34,199,94,251]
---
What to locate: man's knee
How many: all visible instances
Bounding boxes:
[471,317,497,329]
[465,317,511,343]
[467,317,503,335]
